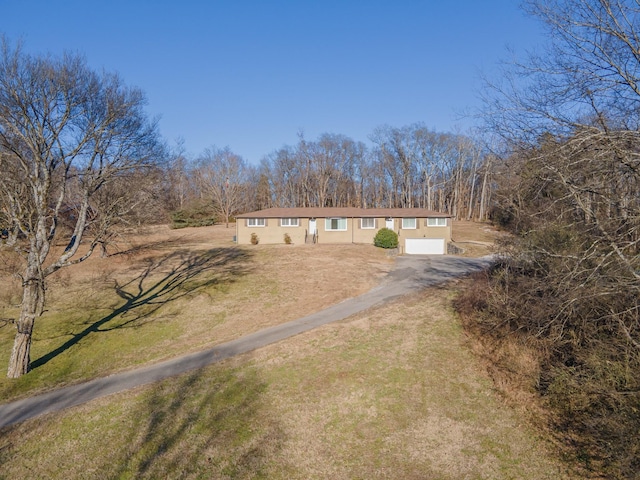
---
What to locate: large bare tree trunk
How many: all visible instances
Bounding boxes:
[0,41,161,378]
[7,273,44,378]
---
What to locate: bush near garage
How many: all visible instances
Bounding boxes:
[374,228,398,249]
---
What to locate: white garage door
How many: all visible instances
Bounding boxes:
[405,238,445,255]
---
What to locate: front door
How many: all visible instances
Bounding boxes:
[385,217,394,230]
[309,218,317,235]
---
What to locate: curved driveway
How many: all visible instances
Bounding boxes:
[0,255,493,428]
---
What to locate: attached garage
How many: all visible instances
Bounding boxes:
[405,238,446,255]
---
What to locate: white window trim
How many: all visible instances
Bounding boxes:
[325,217,347,231]
[427,217,447,227]
[361,217,376,229]
[247,218,266,227]
[402,217,417,229]
[281,218,299,227]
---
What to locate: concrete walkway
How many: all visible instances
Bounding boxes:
[0,255,492,428]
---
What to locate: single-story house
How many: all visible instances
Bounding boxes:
[235,207,452,254]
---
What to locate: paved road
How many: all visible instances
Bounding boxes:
[0,255,493,429]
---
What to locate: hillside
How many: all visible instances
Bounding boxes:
[0,222,580,478]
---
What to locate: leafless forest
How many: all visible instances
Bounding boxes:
[164,126,493,227]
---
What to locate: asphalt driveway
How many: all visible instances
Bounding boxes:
[0,254,493,428]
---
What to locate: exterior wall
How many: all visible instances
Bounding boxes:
[236,218,311,245]
[351,217,384,244]
[236,216,452,250]
[317,217,353,244]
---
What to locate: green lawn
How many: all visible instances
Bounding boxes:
[0,288,577,479]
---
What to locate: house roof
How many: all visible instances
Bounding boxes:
[236,207,451,219]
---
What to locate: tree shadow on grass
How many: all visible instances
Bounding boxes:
[111,365,284,479]
[31,247,252,370]
[0,363,284,479]
[106,234,195,258]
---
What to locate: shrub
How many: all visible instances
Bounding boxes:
[250,233,259,245]
[455,251,640,478]
[169,203,217,229]
[284,233,292,244]
[374,228,398,249]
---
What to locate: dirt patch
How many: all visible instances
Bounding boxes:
[451,220,505,257]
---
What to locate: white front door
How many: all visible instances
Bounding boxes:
[309,219,316,235]
[385,218,394,230]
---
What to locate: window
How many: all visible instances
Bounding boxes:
[402,217,416,229]
[325,217,347,231]
[280,218,299,227]
[247,218,265,227]
[361,217,376,229]
[427,217,447,227]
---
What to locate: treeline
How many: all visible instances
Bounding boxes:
[162,125,493,227]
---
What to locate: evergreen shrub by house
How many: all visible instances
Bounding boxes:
[374,228,398,249]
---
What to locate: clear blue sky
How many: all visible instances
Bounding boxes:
[1,1,543,164]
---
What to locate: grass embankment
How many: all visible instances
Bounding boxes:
[0,288,573,479]
[0,226,391,402]
[0,222,579,478]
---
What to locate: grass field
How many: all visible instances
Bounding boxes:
[0,225,392,401]
[0,222,581,478]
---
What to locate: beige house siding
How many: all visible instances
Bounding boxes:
[351,217,382,244]
[236,217,310,245]
[235,208,452,253]
[398,218,451,240]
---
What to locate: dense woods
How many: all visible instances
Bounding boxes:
[167,126,493,226]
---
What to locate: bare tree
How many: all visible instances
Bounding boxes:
[298,133,361,207]
[0,40,162,378]
[194,147,249,227]
[483,0,640,328]
[253,128,489,216]
[371,125,418,208]
[369,124,488,217]
[164,140,195,213]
